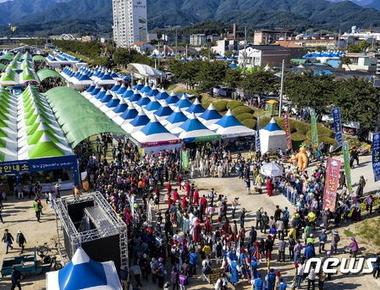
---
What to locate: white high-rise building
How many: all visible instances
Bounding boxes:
[112,0,148,48]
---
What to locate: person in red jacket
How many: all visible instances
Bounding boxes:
[172,189,180,203]
[181,195,188,210]
[193,189,200,206]
[266,177,274,197]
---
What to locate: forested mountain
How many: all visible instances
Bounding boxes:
[1,0,380,35]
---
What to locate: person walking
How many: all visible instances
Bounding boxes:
[33,198,43,222]
[0,203,4,223]
[2,229,14,254]
[16,231,26,254]
[10,266,23,290]
[307,266,316,290]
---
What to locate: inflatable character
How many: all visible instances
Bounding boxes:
[295,147,309,171]
[296,147,309,171]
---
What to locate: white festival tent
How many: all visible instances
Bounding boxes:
[259,118,287,154]
[260,161,284,177]
[46,247,122,290]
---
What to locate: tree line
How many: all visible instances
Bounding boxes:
[169,60,380,131]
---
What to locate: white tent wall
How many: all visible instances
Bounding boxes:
[259,129,287,154]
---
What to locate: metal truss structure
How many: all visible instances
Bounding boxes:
[53,192,128,270]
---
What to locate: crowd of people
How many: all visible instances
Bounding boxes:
[74,135,380,290]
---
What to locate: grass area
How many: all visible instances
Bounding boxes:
[355,217,380,249]
[343,229,355,237]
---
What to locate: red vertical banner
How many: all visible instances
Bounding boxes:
[284,112,292,151]
[323,158,342,212]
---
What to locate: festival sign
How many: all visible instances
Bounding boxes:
[310,109,319,149]
[372,132,380,182]
[342,141,352,192]
[332,107,343,147]
[323,157,342,212]
[284,112,292,151]
[256,117,261,152]
[181,150,190,171]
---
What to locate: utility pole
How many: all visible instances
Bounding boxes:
[278,59,285,117]
[243,26,247,68]
[175,29,178,57]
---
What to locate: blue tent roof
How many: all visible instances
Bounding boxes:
[90,87,101,96]
[148,88,160,97]
[176,96,192,109]
[145,100,161,111]
[130,92,142,102]
[106,97,120,108]
[101,73,113,80]
[122,88,134,99]
[116,85,127,95]
[86,85,95,93]
[100,92,113,103]
[140,84,151,93]
[187,98,205,114]
[141,120,170,135]
[130,113,150,127]
[180,117,208,132]
[166,108,188,124]
[136,96,150,107]
[121,106,138,120]
[134,83,144,90]
[263,118,283,132]
[58,258,107,290]
[200,104,222,120]
[166,94,179,104]
[95,89,106,99]
[215,110,242,128]
[110,84,121,92]
[156,91,169,100]
[113,102,128,113]
[155,106,173,117]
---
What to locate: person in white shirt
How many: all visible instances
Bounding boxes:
[307,266,316,290]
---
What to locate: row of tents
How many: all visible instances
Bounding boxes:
[0,85,73,162]
[61,66,130,87]
[0,52,40,86]
[81,83,255,153]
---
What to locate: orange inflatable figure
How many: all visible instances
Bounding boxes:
[295,147,309,171]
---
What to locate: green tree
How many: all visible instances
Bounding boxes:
[240,70,279,96]
[224,68,242,88]
[195,61,228,93]
[285,73,335,115]
[347,40,371,53]
[333,78,380,130]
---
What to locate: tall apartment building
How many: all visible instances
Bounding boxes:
[112,0,148,48]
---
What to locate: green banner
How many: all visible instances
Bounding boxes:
[310,109,319,149]
[181,150,190,171]
[342,141,352,192]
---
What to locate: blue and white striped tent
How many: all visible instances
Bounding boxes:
[156,90,170,100]
[131,115,180,146]
[114,103,138,126]
[163,107,188,127]
[185,98,205,116]
[165,92,179,105]
[154,105,173,120]
[174,95,192,110]
[198,104,222,125]
[122,110,150,133]
[46,247,122,290]
[209,110,255,138]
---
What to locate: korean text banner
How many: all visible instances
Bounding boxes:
[372,132,380,182]
[332,107,343,147]
[323,157,342,212]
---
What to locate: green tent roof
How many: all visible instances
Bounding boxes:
[27,129,59,145]
[0,53,14,62]
[37,68,62,82]
[32,55,45,62]
[0,70,16,82]
[28,141,64,159]
[45,87,125,148]
[21,68,39,83]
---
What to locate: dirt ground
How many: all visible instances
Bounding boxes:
[0,155,379,289]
